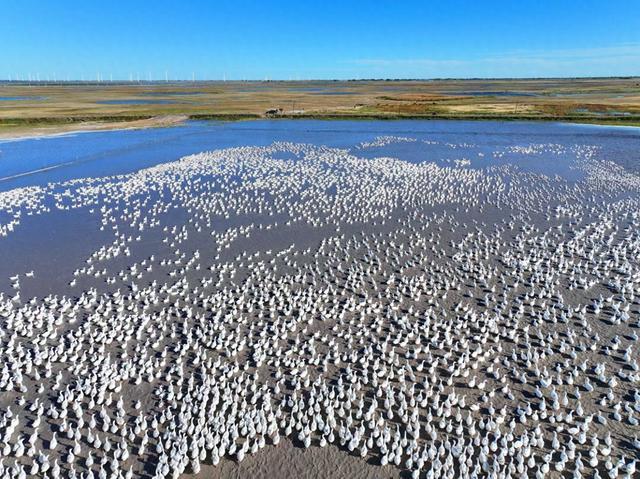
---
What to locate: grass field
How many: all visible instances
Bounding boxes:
[1,77,639,137]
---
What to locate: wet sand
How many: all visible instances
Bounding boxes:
[0,125,639,479]
[185,438,402,479]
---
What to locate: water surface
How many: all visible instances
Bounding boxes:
[1,119,639,191]
[141,91,205,96]
[0,95,47,101]
[95,99,183,105]
[455,91,539,97]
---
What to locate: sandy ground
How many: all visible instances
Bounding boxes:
[0,114,187,140]
[184,438,402,479]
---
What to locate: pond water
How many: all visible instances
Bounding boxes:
[288,87,329,93]
[313,91,355,95]
[140,91,205,96]
[95,99,182,105]
[450,91,539,97]
[286,87,356,95]
[0,96,47,101]
[573,108,632,117]
[1,119,639,192]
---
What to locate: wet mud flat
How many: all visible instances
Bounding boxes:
[0,129,639,478]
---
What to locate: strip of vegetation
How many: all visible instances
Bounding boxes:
[189,113,262,121]
[0,115,154,126]
[0,112,638,132]
[271,112,640,124]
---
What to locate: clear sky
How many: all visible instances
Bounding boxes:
[2,0,639,80]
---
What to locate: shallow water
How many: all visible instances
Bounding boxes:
[95,99,182,105]
[286,87,356,95]
[455,91,539,97]
[1,120,639,192]
[0,119,639,479]
[0,95,47,101]
[141,91,205,96]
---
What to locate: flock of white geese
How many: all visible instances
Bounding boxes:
[0,137,639,478]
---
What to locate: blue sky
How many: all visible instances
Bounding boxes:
[2,0,639,80]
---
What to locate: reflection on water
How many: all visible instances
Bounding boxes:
[0,96,47,101]
[140,91,205,96]
[95,99,183,105]
[0,119,639,192]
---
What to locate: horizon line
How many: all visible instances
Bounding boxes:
[1,75,639,84]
